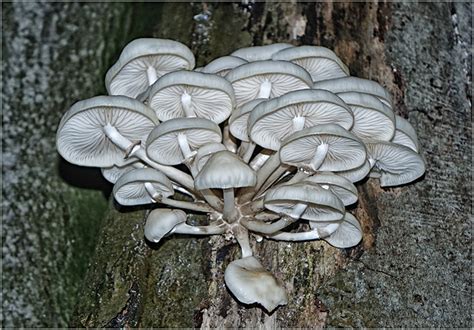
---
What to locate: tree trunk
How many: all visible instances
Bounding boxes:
[67,2,469,328]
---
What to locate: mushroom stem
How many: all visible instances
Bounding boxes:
[257,165,292,195]
[232,224,253,258]
[309,143,329,171]
[181,92,196,117]
[240,198,264,215]
[223,188,238,221]
[240,216,297,235]
[290,203,307,219]
[173,221,227,235]
[146,66,158,85]
[223,126,238,153]
[285,170,310,185]
[238,142,256,163]
[267,223,340,241]
[177,133,195,160]
[292,116,306,131]
[257,79,272,99]
[103,124,196,192]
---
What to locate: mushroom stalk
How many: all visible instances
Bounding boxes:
[177,133,194,160]
[238,142,256,163]
[181,92,196,117]
[267,223,340,241]
[290,203,307,219]
[257,79,272,99]
[285,170,310,186]
[103,124,196,192]
[309,143,329,171]
[292,116,306,131]
[223,188,238,221]
[257,165,292,195]
[173,221,227,235]
[240,216,296,235]
[240,198,264,215]
[146,66,158,85]
[223,126,237,153]
[233,225,253,258]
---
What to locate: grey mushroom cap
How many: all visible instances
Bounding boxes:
[280,124,367,172]
[105,38,195,99]
[392,115,420,152]
[310,213,362,248]
[57,95,158,168]
[146,117,222,165]
[367,141,425,187]
[148,70,235,124]
[304,172,358,206]
[101,160,143,184]
[193,142,227,173]
[334,159,371,183]
[195,150,257,190]
[248,89,354,150]
[264,183,345,221]
[144,208,187,243]
[272,45,350,82]
[113,168,174,206]
[229,98,266,142]
[230,43,294,62]
[224,256,288,312]
[225,60,313,107]
[201,56,248,76]
[313,76,393,109]
[337,92,395,142]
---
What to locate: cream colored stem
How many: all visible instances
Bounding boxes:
[267,223,340,241]
[240,216,296,235]
[223,126,237,153]
[173,221,227,235]
[292,116,306,131]
[146,66,158,85]
[177,133,194,159]
[309,143,329,171]
[181,92,196,117]
[145,183,213,213]
[257,165,293,195]
[257,80,272,99]
[233,224,253,258]
[223,188,238,221]
[290,203,308,219]
[238,141,256,163]
[284,170,310,186]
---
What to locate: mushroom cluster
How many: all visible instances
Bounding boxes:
[56,38,425,312]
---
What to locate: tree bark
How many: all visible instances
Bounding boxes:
[69,2,471,328]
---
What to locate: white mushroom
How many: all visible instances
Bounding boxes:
[310,213,363,248]
[392,115,420,152]
[303,172,358,206]
[231,43,294,62]
[201,55,248,76]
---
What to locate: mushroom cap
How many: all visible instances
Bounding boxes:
[201,55,248,76]
[313,76,393,109]
[304,172,358,206]
[264,183,345,221]
[105,38,195,98]
[225,60,313,107]
[148,71,235,124]
[280,124,367,172]
[392,115,420,152]
[146,118,222,165]
[195,150,257,190]
[337,92,395,142]
[334,159,371,183]
[113,168,174,206]
[229,98,266,142]
[310,213,362,248]
[193,142,227,173]
[224,256,288,312]
[272,45,349,82]
[101,160,143,184]
[144,208,187,243]
[248,89,354,150]
[57,95,158,168]
[230,43,294,62]
[367,141,425,187]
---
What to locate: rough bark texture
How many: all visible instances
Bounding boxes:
[4,1,470,328]
[1,2,158,327]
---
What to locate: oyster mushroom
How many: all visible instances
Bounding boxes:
[231,43,294,62]
[105,38,195,99]
[392,115,420,152]
[201,55,248,76]
[303,172,358,206]
[148,71,235,124]
[224,256,288,312]
[310,213,363,248]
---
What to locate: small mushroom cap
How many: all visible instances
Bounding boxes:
[310,213,362,248]
[146,117,222,165]
[194,143,227,173]
[224,256,288,312]
[304,172,358,206]
[57,95,158,168]
[264,183,345,221]
[113,168,174,206]
[337,92,395,142]
[248,89,354,150]
[201,56,248,76]
[334,159,371,183]
[144,208,187,243]
[314,76,393,109]
[392,115,420,152]
[367,141,425,187]
[195,150,257,190]
[225,60,313,107]
[105,38,195,98]
[229,99,266,142]
[280,124,367,172]
[148,71,235,124]
[272,45,350,82]
[231,43,294,62]
[101,160,143,184]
